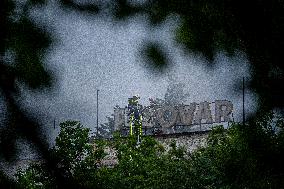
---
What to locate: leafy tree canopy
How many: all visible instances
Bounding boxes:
[16,113,284,188]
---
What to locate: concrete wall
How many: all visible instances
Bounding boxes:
[10,132,209,175]
[101,132,209,167]
[155,132,208,154]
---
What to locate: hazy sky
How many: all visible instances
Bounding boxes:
[5,0,258,144]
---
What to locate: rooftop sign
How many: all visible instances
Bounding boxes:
[114,100,234,135]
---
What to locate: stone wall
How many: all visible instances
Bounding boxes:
[10,133,209,176]
[101,132,209,167]
[155,132,208,154]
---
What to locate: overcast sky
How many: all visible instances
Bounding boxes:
[1,0,258,145]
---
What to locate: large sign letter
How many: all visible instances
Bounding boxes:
[156,106,178,128]
[194,101,213,124]
[177,103,197,125]
[215,100,233,123]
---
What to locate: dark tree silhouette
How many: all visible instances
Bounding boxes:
[1,0,101,186]
[112,0,284,110]
[0,0,55,186]
[1,0,284,187]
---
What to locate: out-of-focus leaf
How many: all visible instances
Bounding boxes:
[9,17,52,89]
[60,0,100,14]
[113,0,141,20]
[141,42,169,72]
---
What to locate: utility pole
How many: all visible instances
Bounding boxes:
[96,89,99,137]
[242,77,245,126]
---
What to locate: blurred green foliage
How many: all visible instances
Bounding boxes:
[0,0,101,186]
[0,170,16,188]
[0,0,55,173]
[113,0,284,109]
[2,0,284,188]
[141,42,169,71]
